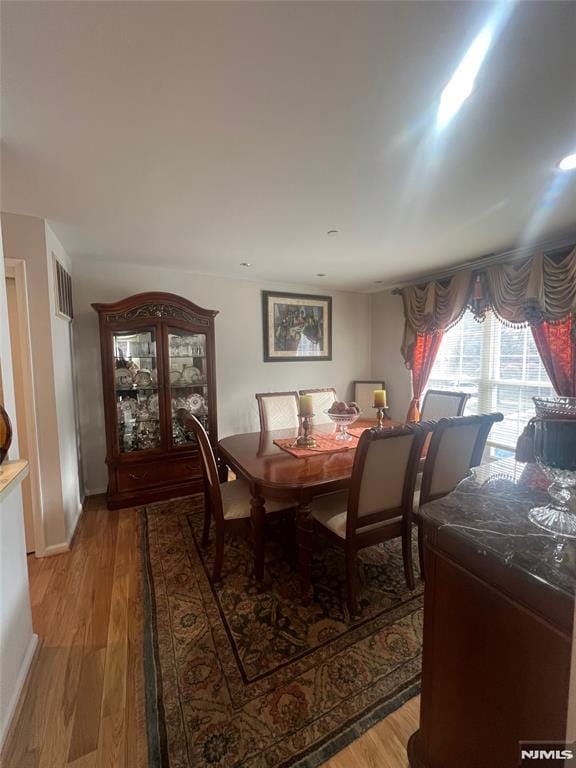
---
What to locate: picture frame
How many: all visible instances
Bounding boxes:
[262,291,332,362]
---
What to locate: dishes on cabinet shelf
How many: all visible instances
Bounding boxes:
[170,369,182,385]
[134,369,152,387]
[182,364,203,384]
[115,368,133,388]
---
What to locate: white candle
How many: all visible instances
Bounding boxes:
[299,394,314,417]
[373,389,387,408]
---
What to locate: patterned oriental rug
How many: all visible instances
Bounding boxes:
[141,496,423,768]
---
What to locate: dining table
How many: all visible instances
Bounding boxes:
[217,418,402,596]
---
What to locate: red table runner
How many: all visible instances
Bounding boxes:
[274,432,360,458]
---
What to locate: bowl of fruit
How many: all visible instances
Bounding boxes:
[326,401,362,441]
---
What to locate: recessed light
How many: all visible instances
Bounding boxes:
[316,273,327,277]
[240,262,252,267]
[558,153,576,172]
[327,230,339,236]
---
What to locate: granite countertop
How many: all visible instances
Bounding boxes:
[419,457,576,599]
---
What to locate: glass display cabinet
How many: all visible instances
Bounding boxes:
[93,292,218,509]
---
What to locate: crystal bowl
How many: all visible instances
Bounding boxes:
[325,410,361,441]
[533,396,576,420]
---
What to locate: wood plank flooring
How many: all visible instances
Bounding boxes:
[1,496,419,768]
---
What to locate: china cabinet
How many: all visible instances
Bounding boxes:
[93,292,219,509]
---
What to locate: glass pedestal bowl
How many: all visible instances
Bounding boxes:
[325,410,361,441]
[528,406,576,539]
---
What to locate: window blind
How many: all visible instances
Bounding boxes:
[426,311,554,452]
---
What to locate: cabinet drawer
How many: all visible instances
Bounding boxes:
[116,457,201,492]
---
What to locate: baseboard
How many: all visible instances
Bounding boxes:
[42,541,71,556]
[85,486,107,496]
[0,633,39,752]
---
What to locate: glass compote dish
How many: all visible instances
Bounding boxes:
[528,397,576,540]
[325,408,361,441]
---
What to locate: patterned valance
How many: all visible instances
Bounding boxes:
[400,245,576,366]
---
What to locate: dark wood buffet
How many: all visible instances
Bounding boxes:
[408,459,574,768]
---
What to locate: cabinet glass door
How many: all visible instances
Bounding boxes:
[113,328,161,453]
[168,329,209,447]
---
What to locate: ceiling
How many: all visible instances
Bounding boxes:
[2,0,575,291]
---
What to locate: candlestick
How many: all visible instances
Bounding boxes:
[296,413,317,448]
[373,406,386,429]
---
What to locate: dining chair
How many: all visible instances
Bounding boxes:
[310,423,429,615]
[255,391,300,431]
[419,389,470,421]
[353,380,385,417]
[415,412,504,578]
[299,388,337,425]
[179,412,293,582]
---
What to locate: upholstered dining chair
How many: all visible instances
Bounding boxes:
[309,423,429,615]
[255,391,300,431]
[299,388,337,425]
[415,412,504,578]
[419,389,470,421]
[179,412,293,582]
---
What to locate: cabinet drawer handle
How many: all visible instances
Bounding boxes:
[129,472,148,481]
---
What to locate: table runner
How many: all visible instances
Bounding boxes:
[274,432,360,458]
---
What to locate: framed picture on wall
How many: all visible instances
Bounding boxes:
[262,291,332,362]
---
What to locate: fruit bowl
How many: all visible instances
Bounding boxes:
[325,409,361,441]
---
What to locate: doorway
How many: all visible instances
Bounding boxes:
[5,259,43,555]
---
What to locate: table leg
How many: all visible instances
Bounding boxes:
[297,500,314,600]
[250,492,266,582]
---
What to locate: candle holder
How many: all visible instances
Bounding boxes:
[373,405,389,428]
[297,413,317,448]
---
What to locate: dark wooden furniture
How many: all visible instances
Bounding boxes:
[179,412,293,581]
[218,419,402,594]
[419,389,470,421]
[93,292,218,509]
[408,459,574,768]
[311,424,429,613]
[416,412,503,577]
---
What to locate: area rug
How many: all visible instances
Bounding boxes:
[141,495,423,768]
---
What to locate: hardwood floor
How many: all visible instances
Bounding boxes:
[1,496,420,768]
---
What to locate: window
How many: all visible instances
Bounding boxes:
[427,311,554,453]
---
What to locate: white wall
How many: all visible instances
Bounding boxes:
[45,224,83,538]
[371,289,412,421]
[72,258,372,494]
[0,228,37,749]
[1,212,81,551]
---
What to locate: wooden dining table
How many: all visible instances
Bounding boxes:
[218,418,401,596]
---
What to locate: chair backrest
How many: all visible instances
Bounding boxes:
[299,388,337,425]
[353,380,385,416]
[177,411,224,523]
[420,389,470,421]
[346,424,429,538]
[255,391,300,431]
[420,412,504,505]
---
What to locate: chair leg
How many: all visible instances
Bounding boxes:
[402,527,416,591]
[345,548,358,616]
[202,483,212,547]
[417,518,425,582]
[212,524,225,582]
[250,494,266,582]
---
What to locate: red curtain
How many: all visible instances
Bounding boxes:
[531,316,576,397]
[406,331,444,421]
